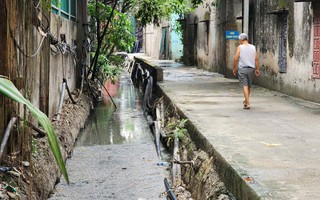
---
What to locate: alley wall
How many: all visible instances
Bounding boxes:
[252,1,320,102]
[0,0,88,161]
[49,14,79,118]
[186,0,320,104]
[184,0,227,73]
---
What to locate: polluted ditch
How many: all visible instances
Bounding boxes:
[50,73,170,200]
[131,60,236,200]
[51,58,236,199]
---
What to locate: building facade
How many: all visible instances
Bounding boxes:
[0,0,89,158]
[184,0,320,103]
[143,0,320,103]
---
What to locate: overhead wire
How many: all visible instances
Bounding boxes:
[7,0,118,116]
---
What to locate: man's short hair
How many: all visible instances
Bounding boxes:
[239,33,248,41]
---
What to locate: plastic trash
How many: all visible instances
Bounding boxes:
[0,167,11,173]
[157,162,169,167]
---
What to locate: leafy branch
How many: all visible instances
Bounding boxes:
[0,77,69,184]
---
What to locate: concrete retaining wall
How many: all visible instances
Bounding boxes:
[49,14,79,118]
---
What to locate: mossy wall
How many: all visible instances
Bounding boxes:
[252,1,320,103]
[183,0,227,73]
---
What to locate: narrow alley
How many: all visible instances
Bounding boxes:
[2,1,320,199]
[136,54,320,199]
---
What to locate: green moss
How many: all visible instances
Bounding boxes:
[278,0,287,9]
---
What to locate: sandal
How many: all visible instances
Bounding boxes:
[243,104,250,110]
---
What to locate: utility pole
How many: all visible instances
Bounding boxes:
[243,0,249,34]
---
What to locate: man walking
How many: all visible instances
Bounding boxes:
[233,33,260,109]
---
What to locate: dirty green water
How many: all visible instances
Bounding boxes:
[50,74,169,200]
[76,75,151,146]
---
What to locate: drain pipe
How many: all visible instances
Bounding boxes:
[156,98,165,137]
[160,98,164,130]
[63,65,85,104]
[26,120,46,137]
[154,120,161,157]
[164,178,177,200]
[78,65,85,99]
[64,78,76,104]
[172,137,181,187]
[56,81,66,121]
[0,117,17,159]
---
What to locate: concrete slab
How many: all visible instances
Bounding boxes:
[138,55,320,200]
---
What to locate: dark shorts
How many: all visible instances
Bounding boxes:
[238,67,255,87]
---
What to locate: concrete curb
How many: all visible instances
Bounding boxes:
[157,85,271,200]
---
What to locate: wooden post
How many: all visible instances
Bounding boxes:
[0,1,16,139]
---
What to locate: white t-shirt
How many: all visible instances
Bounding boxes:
[238,44,256,69]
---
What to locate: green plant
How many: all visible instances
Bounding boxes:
[164,117,188,147]
[0,77,69,184]
[88,0,135,80]
[94,54,122,84]
[135,0,194,26]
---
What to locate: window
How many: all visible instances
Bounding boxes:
[52,0,76,21]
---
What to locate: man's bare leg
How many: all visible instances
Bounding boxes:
[243,86,250,108]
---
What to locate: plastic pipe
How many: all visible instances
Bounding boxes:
[164,178,177,200]
[0,117,17,159]
[56,82,66,121]
[63,78,77,104]
[154,120,161,157]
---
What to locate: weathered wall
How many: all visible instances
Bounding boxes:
[183,13,196,66]
[184,0,226,73]
[252,1,320,103]
[144,24,162,59]
[49,15,78,118]
[225,0,242,78]
[184,0,320,103]
[0,0,88,164]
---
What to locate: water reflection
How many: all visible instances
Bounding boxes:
[77,73,153,146]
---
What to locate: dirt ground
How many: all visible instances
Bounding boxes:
[13,92,93,200]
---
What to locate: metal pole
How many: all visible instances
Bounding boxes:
[243,0,249,34]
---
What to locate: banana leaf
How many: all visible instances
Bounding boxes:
[0,77,69,184]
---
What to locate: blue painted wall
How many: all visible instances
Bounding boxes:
[171,14,183,60]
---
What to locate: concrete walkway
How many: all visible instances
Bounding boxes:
[136,54,320,200]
